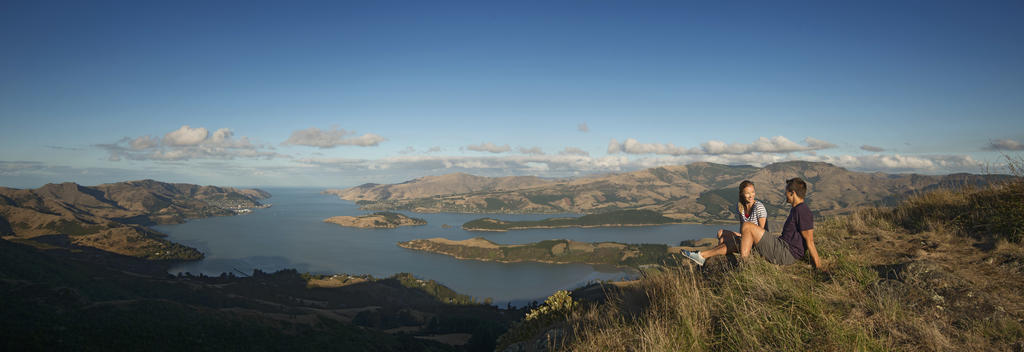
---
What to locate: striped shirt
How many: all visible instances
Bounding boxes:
[737,200,767,227]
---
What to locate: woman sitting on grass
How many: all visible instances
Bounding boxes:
[713,180,767,253]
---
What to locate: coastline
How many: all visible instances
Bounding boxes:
[397,240,646,270]
[463,222,693,232]
[397,238,670,269]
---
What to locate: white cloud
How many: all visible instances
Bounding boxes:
[97,125,281,161]
[210,128,232,144]
[609,136,836,156]
[130,136,159,150]
[290,148,988,182]
[986,139,1024,151]
[163,125,209,146]
[297,154,633,176]
[282,127,386,148]
[803,137,838,150]
[398,146,416,154]
[427,146,442,153]
[466,142,511,153]
[578,123,589,132]
[559,147,589,156]
[701,136,835,155]
[815,154,983,173]
[860,145,885,152]
[518,146,545,155]
[607,138,700,156]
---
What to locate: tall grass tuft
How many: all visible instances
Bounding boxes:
[891,175,1024,243]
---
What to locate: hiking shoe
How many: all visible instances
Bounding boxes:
[680,249,705,266]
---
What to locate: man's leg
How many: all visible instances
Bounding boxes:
[739,222,766,258]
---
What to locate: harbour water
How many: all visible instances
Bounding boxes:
[155,188,723,306]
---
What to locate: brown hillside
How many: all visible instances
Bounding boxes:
[328,161,1008,221]
[0,180,270,260]
[324,173,556,201]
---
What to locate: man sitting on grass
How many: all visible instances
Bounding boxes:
[681,177,823,270]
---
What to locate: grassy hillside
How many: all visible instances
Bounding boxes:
[497,169,1024,351]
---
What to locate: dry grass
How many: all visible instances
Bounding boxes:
[500,165,1024,351]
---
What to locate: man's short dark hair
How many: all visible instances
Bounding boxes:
[786,177,807,199]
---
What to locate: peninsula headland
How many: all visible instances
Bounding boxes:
[324,211,427,229]
[462,209,681,231]
[398,237,671,267]
[0,179,270,260]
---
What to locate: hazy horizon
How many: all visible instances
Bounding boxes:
[3,1,1022,189]
[1,158,1015,191]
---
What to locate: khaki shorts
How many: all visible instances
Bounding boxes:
[755,234,797,265]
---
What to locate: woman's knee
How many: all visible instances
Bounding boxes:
[741,222,760,234]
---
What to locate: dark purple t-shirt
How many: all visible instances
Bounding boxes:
[779,202,813,260]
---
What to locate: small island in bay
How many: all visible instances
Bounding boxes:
[398,237,671,267]
[462,209,681,231]
[324,211,427,229]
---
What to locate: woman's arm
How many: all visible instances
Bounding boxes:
[756,202,767,229]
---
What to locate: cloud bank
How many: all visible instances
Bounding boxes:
[517,146,545,155]
[466,142,511,153]
[559,147,590,156]
[608,136,836,156]
[986,139,1024,151]
[282,127,386,148]
[98,125,281,161]
[293,149,986,179]
[163,125,209,146]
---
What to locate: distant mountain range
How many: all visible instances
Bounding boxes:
[326,161,1008,222]
[0,180,270,260]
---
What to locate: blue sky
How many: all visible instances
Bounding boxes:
[2,0,1023,188]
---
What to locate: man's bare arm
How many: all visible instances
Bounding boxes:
[801,229,822,270]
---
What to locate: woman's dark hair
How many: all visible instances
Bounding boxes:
[738,180,755,205]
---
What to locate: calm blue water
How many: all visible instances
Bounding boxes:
[155,188,723,306]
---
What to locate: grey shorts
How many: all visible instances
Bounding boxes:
[755,234,796,265]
